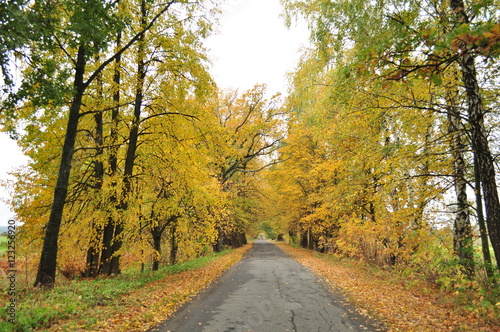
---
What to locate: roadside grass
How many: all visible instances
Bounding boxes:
[1,245,251,332]
[0,235,7,256]
[277,243,500,332]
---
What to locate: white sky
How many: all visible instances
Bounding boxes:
[206,0,309,94]
[0,134,28,226]
[0,0,310,226]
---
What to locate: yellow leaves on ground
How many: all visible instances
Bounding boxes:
[278,244,499,332]
[46,245,251,332]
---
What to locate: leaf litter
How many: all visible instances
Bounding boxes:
[45,245,251,332]
[277,243,499,332]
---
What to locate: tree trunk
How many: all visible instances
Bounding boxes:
[107,0,147,274]
[446,89,474,276]
[463,61,500,270]
[99,218,115,275]
[84,111,104,277]
[412,124,432,229]
[450,0,500,270]
[85,56,106,278]
[99,30,122,276]
[104,0,148,274]
[213,226,224,253]
[34,45,87,288]
[85,244,100,278]
[169,223,178,265]
[474,155,495,280]
[152,229,162,271]
[238,232,247,246]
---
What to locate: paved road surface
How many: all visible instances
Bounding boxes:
[149,240,382,332]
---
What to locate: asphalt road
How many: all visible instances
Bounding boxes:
[149,240,382,332]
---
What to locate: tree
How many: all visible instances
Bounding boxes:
[282,0,500,273]
[0,0,218,287]
[138,101,219,270]
[31,0,124,288]
[271,49,447,264]
[82,0,216,275]
[449,0,500,271]
[204,85,286,251]
[445,81,474,276]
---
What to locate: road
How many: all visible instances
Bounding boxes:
[149,240,382,332]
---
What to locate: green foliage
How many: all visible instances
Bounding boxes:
[0,0,33,88]
[0,235,7,255]
[258,221,276,240]
[1,0,122,116]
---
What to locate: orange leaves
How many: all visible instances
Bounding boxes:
[451,23,500,57]
[483,23,500,40]
[479,23,500,56]
[450,32,480,53]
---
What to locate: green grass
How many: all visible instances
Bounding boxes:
[0,249,233,332]
[0,235,7,255]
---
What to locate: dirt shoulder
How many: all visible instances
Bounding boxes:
[277,243,498,332]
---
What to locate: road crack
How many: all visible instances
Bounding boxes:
[290,309,297,332]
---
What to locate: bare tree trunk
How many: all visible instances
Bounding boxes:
[212,225,224,253]
[34,45,87,288]
[474,155,495,280]
[446,89,474,276]
[169,222,178,265]
[152,229,162,271]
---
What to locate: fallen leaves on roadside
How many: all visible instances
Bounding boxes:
[47,244,251,332]
[277,243,499,332]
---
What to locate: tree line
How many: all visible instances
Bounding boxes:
[267,0,499,285]
[1,0,284,288]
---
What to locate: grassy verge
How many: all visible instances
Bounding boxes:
[1,244,251,332]
[0,235,7,256]
[277,243,499,332]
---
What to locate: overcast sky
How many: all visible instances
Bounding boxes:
[0,0,310,226]
[205,0,309,94]
[0,134,27,226]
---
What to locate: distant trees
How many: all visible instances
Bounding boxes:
[204,85,286,251]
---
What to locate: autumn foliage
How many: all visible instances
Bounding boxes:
[1,0,500,329]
